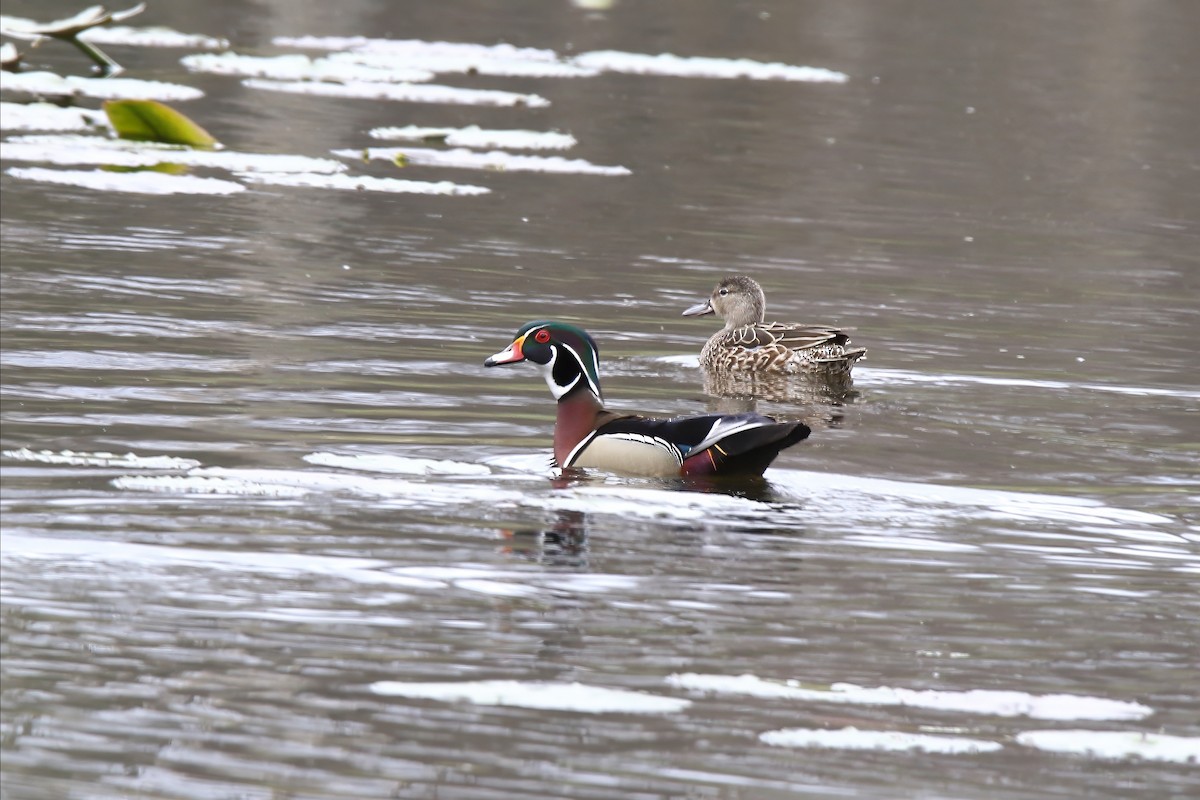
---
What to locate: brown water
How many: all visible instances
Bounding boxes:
[2,1,1198,799]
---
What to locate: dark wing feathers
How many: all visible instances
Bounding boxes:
[596,412,810,457]
[595,413,732,450]
[717,420,811,457]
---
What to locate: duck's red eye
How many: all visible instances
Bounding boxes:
[534,329,551,344]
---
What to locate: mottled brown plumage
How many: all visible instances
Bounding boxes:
[683,275,866,376]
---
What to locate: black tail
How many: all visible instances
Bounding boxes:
[685,422,811,476]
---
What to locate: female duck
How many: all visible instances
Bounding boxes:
[484,320,809,477]
[683,275,865,376]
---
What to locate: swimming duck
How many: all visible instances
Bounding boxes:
[683,275,866,376]
[484,320,810,477]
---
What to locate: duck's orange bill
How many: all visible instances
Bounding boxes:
[483,333,528,367]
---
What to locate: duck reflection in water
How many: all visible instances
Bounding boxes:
[500,471,798,567]
[501,508,590,569]
[700,368,858,410]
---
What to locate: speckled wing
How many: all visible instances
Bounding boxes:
[721,325,779,349]
[705,326,799,371]
[766,323,867,367]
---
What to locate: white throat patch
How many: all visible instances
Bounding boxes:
[540,346,578,400]
[540,343,600,401]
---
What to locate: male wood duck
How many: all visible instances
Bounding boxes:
[683,275,866,376]
[484,320,810,477]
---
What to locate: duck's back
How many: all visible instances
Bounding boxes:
[701,322,866,374]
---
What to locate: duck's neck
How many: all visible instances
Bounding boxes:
[554,387,605,467]
[724,303,765,329]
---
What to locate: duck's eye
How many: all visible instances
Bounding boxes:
[718,288,729,296]
[534,329,552,344]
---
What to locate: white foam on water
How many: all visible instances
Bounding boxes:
[534,485,769,522]
[2,447,200,470]
[760,726,1002,754]
[653,354,701,368]
[842,534,981,553]
[542,574,641,593]
[243,78,549,108]
[0,70,203,101]
[455,579,541,598]
[369,680,691,714]
[331,49,598,79]
[0,533,444,590]
[4,134,347,174]
[275,36,559,62]
[4,529,630,602]
[336,146,630,176]
[88,452,1187,575]
[113,467,522,510]
[667,673,1153,721]
[768,469,1176,527]
[111,475,309,496]
[304,452,491,476]
[2,349,247,372]
[369,125,578,151]
[654,359,1189,410]
[570,50,849,82]
[0,14,227,49]
[1014,730,1200,763]
[2,140,169,168]
[153,467,421,498]
[855,367,1200,401]
[95,456,1183,564]
[1099,544,1197,561]
[181,52,433,84]
[385,566,562,594]
[79,25,227,49]
[1074,527,1189,544]
[274,36,597,78]
[386,566,528,582]
[481,452,559,476]
[5,167,245,195]
[205,607,415,627]
[645,768,840,796]
[0,101,109,132]
[1072,586,1154,598]
[236,170,490,196]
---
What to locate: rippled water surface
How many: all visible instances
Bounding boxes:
[2,1,1198,799]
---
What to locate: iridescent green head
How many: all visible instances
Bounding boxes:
[484,320,602,401]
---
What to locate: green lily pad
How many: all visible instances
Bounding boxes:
[103,99,218,147]
[102,162,190,175]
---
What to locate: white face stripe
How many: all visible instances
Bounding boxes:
[559,341,601,399]
[539,345,583,400]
